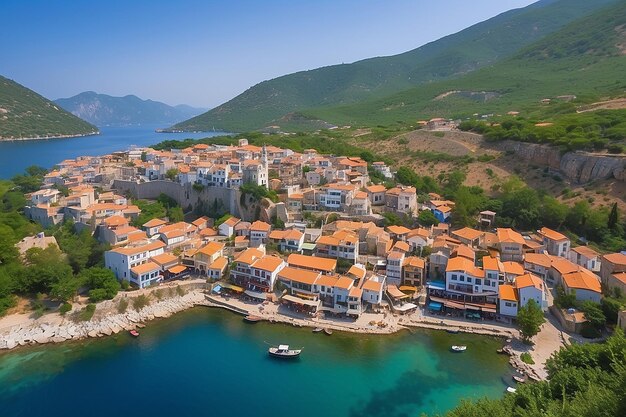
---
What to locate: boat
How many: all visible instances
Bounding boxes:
[446,328,460,334]
[324,328,333,336]
[312,327,324,333]
[513,375,526,383]
[129,330,140,337]
[243,315,263,323]
[506,387,517,393]
[268,345,302,358]
[450,345,467,352]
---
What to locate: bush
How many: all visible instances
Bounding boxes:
[176,286,186,297]
[520,352,535,364]
[59,302,72,315]
[78,303,96,321]
[580,323,601,338]
[117,298,129,314]
[133,295,150,311]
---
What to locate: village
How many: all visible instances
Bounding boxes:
[15,136,626,363]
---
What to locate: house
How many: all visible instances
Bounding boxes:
[483,255,503,285]
[386,225,411,242]
[365,184,387,206]
[568,246,601,272]
[130,261,163,289]
[538,227,570,258]
[247,255,286,293]
[496,228,525,262]
[249,220,272,247]
[501,261,525,283]
[386,251,405,286]
[478,210,496,228]
[385,186,417,215]
[104,240,166,288]
[371,161,393,179]
[349,191,371,216]
[549,258,580,285]
[562,270,602,303]
[218,216,240,237]
[207,256,228,280]
[150,252,179,274]
[600,253,626,286]
[315,229,359,263]
[515,273,547,310]
[278,266,321,298]
[193,241,225,274]
[287,253,337,275]
[403,256,425,287]
[268,229,305,252]
[361,277,385,305]
[607,272,626,296]
[332,276,359,316]
[445,256,497,301]
[523,253,553,280]
[406,228,432,253]
[451,227,483,248]
[498,284,519,317]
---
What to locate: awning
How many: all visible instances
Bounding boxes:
[443,300,465,309]
[428,301,443,311]
[394,303,417,312]
[387,285,409,299]
[399,285,418,293]
[301,243,317,251]
[282,294,320,308]
[244,290,267,300]
[465,305,481,311]
[427,281,446,290]
[212,285,222,294]
[221,283,244,293]
[482,307,497,313]
[168,265,187,274]
[294,291,317,300]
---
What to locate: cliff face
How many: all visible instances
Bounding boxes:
[498,141,626,183]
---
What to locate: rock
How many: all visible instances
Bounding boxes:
[87,330,98,338]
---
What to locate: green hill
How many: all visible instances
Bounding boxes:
[307,0,626,126]
[171,0,618,132]
[0,76,98,140]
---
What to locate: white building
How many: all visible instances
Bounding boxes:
[104,240,166,288]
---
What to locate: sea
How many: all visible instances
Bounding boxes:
[0,125,229,179]
[0,308,513,417]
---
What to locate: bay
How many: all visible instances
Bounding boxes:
[0,308,512,417]
[0,125,228,179]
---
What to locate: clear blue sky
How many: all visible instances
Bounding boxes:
[1,0,535,108]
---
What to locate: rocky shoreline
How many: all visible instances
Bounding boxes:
[0,131,99,142]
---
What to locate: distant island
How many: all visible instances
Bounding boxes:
[0,76,98,141]
[55,91,206,127]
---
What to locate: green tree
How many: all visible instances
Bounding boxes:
[165,168,179,181]
[168,206,184,222]
[517,299,545,343]
[80,267,120,302]
[608,202,618,229]
[580,301,606,331]
[50,275,81,302]
[418,210,439,226]
[601,297,624,324]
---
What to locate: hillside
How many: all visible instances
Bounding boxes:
[55,92,206,127]
[307,1,626,127]
[170,0,618,132]
[0,76,98,140]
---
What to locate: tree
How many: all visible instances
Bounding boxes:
[601,297,624,324]
[50,275,81,302]
[608,202,618,230]
[580,301,606,331]
[168,206,184,222]
[80,267,120,302]
[517,299,545,343]
[165,168,179,181]
[418,210,439,226]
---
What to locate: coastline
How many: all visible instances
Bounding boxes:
[0,280,565,381]
[0,131,100,142]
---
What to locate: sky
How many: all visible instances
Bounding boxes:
[1,0,536,109]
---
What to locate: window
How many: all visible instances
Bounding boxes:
[451,274,457,280]
[505,302,512,307]
[459,276,465,282]
[475,279,481,286]
[467,277,472,283]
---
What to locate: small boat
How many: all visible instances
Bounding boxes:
[506,387,517,393]
[513,375,526,383]
[324,328,333,336]
[451,345,467,352]
[312,327,324,333]
[244,315,263,323]
[268,344,302,358]
[446,328,460,334]
[129,330,140,337]
[496,348,505,354]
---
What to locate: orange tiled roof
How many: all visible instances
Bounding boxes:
[562,270,601,293]
[539,227,568,242]
[496,228,525,245]
[287,253,337,272]
[499,284,518,302]
[278,267,320,286]
[131,261,161,275]
[252,255,284,272]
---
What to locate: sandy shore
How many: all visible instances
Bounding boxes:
[0,282,568,381]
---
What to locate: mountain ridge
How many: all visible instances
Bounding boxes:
[55,92,206,127]
[0,76,98,140]
[170,0,618,132]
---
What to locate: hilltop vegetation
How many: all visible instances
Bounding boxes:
[0,76,98,140]
[308,1,626,127]
[55,91,205,127]
[171,0,616,132]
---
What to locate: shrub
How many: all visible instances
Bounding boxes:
[176,286,186,297]
[59,302,72,315]
[520,352,535,364]
[117,298,129,314]
[78,304,96,321]
[133,295,150,311]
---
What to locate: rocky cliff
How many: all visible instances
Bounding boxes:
[498,141,626,183]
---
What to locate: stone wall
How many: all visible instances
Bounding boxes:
[498,141,626,184]
[113,180,241,218]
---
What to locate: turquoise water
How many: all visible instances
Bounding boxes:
[0,125,228,179]
[0,309,512,417]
